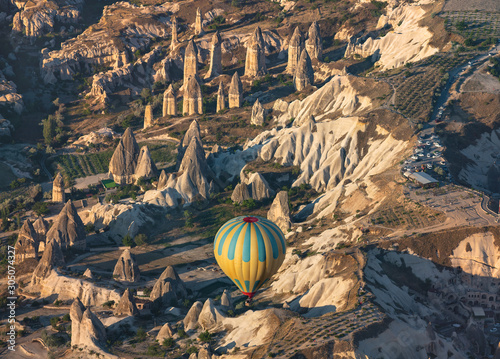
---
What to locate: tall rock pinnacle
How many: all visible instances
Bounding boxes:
[144,104,153,129]
[195,7,203,35]
[183,76,203,116]
[245,26,267,77]
[109,127,140,185]
[287,27,304,75]
[52,172,65,203]
[229,72,243,108]
[170,15,178,51]
[305,21,322,61]
[205,31,223,79]
[183,39,198,86]
[294,49,314,91]
[163,84,176,117]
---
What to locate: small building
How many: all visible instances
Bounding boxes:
[404,171,439,188]
[135,298,152,311]
[472,306,486,319]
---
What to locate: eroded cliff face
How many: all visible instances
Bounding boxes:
[40,1,174,84]
[344,0,442,70]
[12,0,84,42]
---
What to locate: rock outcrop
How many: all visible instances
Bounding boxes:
[220,289,233,309]
[170,15,179,51]
[183,76,203,115]
[229,72,242,108]
[31,240,65,285]
[143,119,222,206]
[198,298,225,330]
[195,7,203,35]
[46,200,86,250]
[12,0,84,42]
[150,266,187,306]
[109,127,140,185]
[156,323,173,342]
[135,146,158,181]
[71,298,108,354]
[205,31,222,79]
[33,216,49,252]
[267,191,291,233]
[113,249,140,282]
[114,288,139,316]
[15,220,39,263]
[41,2,171,84]
[183,301,203,331]
[293,49,314,91]
[305,21,322,61]
[163,84,176,116]
[245,26,267,77]
[157,170,168,190]
[183,39,198,86]
[287,27,304,75]
[248,172,274,201]
[251,98,266,126]
[216,81,225,112]
[144,104,153,129]
[83,268,93,278]
[52,172,65,203]
[230,182,251,203]
[232,172,274,203]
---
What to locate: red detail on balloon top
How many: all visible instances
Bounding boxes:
[243,216,259,223]
[242,291,256,299]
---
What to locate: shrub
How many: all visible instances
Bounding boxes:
[198,330,212,342]
[136,327,147,342]
[162,337,175,348]
[122,233,134,247]
[186,346,198,354]
[134,233,147,246]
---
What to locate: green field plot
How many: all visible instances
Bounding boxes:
[52,150,113,180]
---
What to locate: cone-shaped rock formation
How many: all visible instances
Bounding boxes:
[150,266,187,306]
[15,219,39,263]
[135,146,158,182]
[46,200,86,250]
[114,288,139,316]
[245,26,267,77]
[293,49,314,91]
[251,98,266,126]
[31,239,65,285]
[216,81,225,112]
[183,39,198,86]
[287,27,304,75]
[305,21,322,61]
[267,191,291,233]
[183,76,203,115]
[109,127,140,185]
[229,72,242,108]
[163,85,176,117]
[113,248,140,282]
[205,31,222,79]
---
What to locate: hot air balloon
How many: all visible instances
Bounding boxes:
[214,216,286,301]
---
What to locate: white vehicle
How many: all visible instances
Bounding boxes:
[425,141,431,145]
[411,155,418,160]
[426,153,431,158]
[418,153,424,157]
[433,142,441,147]
[427,164,433,169]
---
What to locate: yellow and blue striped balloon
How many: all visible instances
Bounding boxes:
[214,216,286,299]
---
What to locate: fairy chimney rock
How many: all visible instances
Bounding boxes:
[183,76,203,116]
[83,268,93,278]
[221,289,233,309]
[216,81,225,112]
[163,85,176,116]
[231,182,251,204]
[170,16,178,51]
[184,39,198,86]
[251,98,266,126]
[305,21,322,61]
[114,288,139,316]
[31,239,65,285]
[113,249,140,282]
[156,323,173,342]
[46,200,86,250]
[150,265,187,306]
[205,31,222,79]
[144,104,153,129]
[135,146,158,181]
[294,49,314,91]
[52,172,65,203]
[229,72,243,108]
[195,7,203,35]
[157,170,168,190]
[109,127,140,185]
[287,27,304,75]
[245,26,267,77]
[15,219,39,263]
[183,301,203,331]
[178,119,202,164]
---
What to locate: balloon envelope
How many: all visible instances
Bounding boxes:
[214,216,286,299]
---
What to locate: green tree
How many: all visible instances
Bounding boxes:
[136,327,147,342]
[134,233,147,246]
[122,233,134,247]
[162,337,175,348]
[43,116,57,145]
[198,330,212,342]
